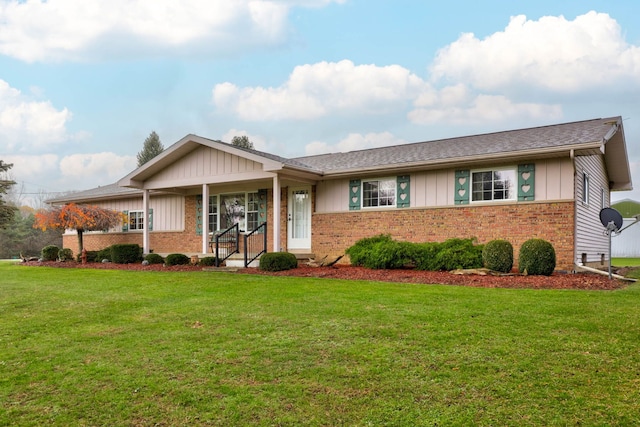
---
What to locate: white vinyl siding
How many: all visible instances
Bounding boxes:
[575,155,610,264]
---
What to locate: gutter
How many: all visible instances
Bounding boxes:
[574,263,637,282]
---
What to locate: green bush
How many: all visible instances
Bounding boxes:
[144,253,164,265]
[76,250,100,263]
[165,253,190,266]
[519,239,556,276]
[199,256,218,267]
[111,244,143,264]
[97,247,112,262]
[483,239,514,273]
[346,234,394,267]
[433,238,483,271]
[41,245,59,261]
[413,242,443,271]
[362,240,413,269]
[259,252,298,272]
[58,248,74,262]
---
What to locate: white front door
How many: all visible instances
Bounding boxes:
[288,187,311,250]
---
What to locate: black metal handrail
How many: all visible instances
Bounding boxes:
[214,223,239,267]
[244,222,267,267]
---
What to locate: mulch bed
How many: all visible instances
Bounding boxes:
[20,261,631,290]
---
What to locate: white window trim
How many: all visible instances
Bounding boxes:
[582,172,590,205]
[470,167,517,203]
[208,191,259,232]
[361,177,397,209]
[128,210,144,231]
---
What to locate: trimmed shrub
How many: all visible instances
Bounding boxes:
[165,253,190,266]
[259,252,298,272]
[58,248,74,262]
[346,234,394,267]
[433,238,483,271]
[77,250,100,263]
[483,239,514,273]
[41,245,59,261]
[413,242,443,271]
[144,253,164,265]
[199,256,219,267]
[97,246,113,262]
[111,244,143,264]
[519,239,556,276]
[363,239,413,269]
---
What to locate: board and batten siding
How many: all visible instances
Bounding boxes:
[574,154,610,264]
[315,158,575,213]
[146,146,265,187]
[82,195,185,233]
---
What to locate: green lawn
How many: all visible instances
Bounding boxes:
[2,264,640,426]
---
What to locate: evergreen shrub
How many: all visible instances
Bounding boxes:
[518,238,556,276]
[41,245,59,261]
[259,252,298,272]
[58,248,74,262]
[345,234,394,267]
[433,238,484,271]
[144,253,164,264]
[483,239,514,273]
[165,253,190,266]
[111,244,143,264]
[199,256,218,267]
[97,247,112,262]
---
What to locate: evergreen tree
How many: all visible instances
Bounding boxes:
[231,135,254,150]
[136,131,165,166]
[0,160,17,229]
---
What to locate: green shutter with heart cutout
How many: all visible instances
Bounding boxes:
[396,175,410,208]
[349,179,361,210]
[122,211,129,232]
[455,170,470,205]
[196,195,203,236]
[518,164,535,201]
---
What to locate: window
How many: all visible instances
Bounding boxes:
[362,178,396,208]
[208,192,259,232]
[128,210,144,231]
[601,188,606,209]
[582,172,590,205]
[471,169,515,202]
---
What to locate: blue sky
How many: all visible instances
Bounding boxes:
[1,0,639,206]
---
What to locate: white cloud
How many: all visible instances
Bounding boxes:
[213,60,428,120]
[59,152,136,181]
[430,11,640,93]
[0,0,344,62]
[305,132,408,155]
[0,79,74,151]
[409,89,563,125]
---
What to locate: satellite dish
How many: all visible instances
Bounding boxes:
[600,207,623,232]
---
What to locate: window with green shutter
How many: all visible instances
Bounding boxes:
[196,195,203,235]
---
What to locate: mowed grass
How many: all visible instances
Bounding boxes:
[2,264,640,426]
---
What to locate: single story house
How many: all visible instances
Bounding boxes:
[49,116,632,271]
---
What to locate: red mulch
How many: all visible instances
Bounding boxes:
[20,261,631,290]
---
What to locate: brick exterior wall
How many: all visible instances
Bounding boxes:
[311,201,576,271]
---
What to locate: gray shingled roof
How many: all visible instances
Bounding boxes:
[291,117,619,172]
[47,117,623,203]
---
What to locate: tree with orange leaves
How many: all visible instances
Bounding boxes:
[34,203,125,257]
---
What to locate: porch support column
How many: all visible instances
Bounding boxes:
[202,184,210,254]
[272,175,281,252]
[142,189,150,254]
